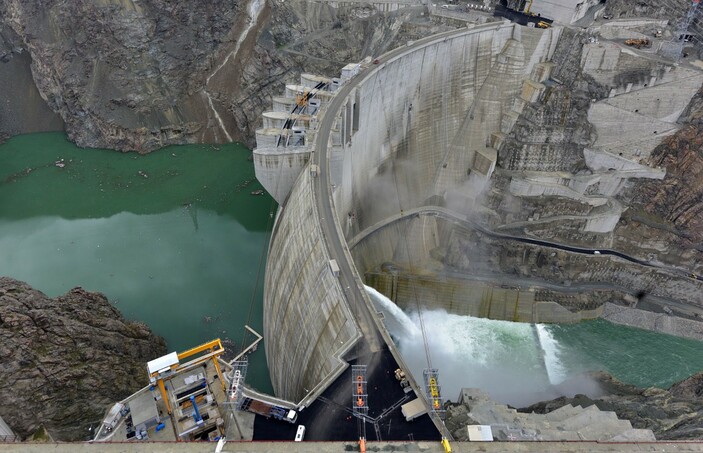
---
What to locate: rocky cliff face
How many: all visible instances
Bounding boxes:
[0,23,64,140]
[633,88,703,256]
[0,277,166,441]
[1,0,249,151]
[0,0,426,151]
[602,0,689,22]
[520,371,703,440]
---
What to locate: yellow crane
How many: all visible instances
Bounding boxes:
[441,437,452,453]
[148,339,227,414]
[296,89,310,107]
[525,0,534,15]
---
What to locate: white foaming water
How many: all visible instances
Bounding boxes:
[535,324,568,385]
[361,286,597,406]
[364,285,420,339]
[397,309,554,407]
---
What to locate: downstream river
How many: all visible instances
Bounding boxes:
[368,284,703,408]
[0,132,274,394]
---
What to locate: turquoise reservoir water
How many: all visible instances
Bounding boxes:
[0,132,274,394]
[5,132,703,405]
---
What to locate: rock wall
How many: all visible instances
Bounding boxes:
[0,277,166,441]
[0,24,63,141]
[0,0,250,151]
[601,302,703,341]
[631,88,703,259]
[521,371,703,440]
[0,0,430,151]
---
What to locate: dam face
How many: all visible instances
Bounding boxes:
[262,22,562,403]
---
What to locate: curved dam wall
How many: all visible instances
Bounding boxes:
[264,166,361,405]
[329,24,559,233]
[264,22,562,403]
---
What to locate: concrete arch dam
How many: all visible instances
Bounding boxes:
[260,22,563,405]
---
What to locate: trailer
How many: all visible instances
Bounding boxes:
[329,259,340,277]
[241,398,298,423]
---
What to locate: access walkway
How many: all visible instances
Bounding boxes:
[3,440,703,452]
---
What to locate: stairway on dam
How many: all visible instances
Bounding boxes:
[448,388,656,442]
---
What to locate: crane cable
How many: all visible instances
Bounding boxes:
[381,77,454,440]
[378,70,435,372]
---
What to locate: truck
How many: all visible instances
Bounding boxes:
[271,407,298,423]
[294,425,306,441]
[329,259,340,277]
[241,398,298,423]
[102,403,125,432]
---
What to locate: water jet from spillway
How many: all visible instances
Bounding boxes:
[535,324,568,385]
[364,285,600,407]
[365,285,420,339]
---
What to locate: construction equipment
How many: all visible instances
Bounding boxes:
[394,368,412,393]
[296,89,310,107]
[239,397,298,422]
[441,437,452,453]
[493,5,553,30]
[427,374,442,412]
[670,0,700,61]
[524,0,534,15]
[624,38,651,49]
[147,339,227,414]
[189,395,204,426]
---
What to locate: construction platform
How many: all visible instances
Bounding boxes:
[93,359,229,443]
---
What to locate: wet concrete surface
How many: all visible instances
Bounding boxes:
[253,346,440,442]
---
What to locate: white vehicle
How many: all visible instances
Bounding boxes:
[594,251,601,255]
[294,425,306,442]
[215,437,226,453]
[329,259,340,277]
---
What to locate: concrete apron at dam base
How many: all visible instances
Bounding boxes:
[3,441,703,452]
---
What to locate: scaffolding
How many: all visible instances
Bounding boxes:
[222,360,249,440]
[226,361,249,409]
[423,369,446,420]
[665,0,700,61]
[352,365,368,452]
